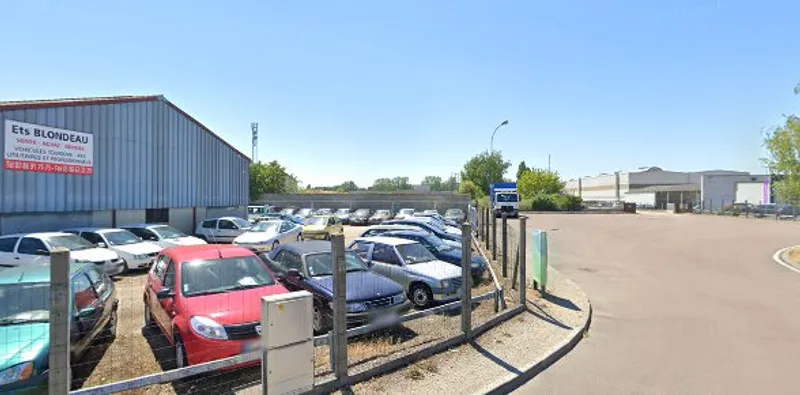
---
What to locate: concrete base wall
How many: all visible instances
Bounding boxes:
[115,210,146,227]
[0,212,93,234]
[169,208,195,234]
[259,194,469,213]
[91,211,114,228]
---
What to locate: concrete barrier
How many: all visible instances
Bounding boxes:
[258,193,469,213]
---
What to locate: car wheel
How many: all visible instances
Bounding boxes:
[122,259,130,274]
[312,302,331,335]
[297,233,303,241]
[144,302,153,328]
[410,284,433,309]
[272,240,280,250]
[105,309,118,342]
[174,335,188,369]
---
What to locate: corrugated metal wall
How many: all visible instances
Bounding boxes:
[0,98,249,213]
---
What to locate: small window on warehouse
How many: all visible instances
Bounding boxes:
[145,208,169,224]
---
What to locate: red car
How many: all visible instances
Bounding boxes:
[143,245,289,368]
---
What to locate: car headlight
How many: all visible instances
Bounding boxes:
[0,361,34,386]
[190,316,228,340]
[346,302,367,313]
[440,280,450,289]
[393,293,407,304]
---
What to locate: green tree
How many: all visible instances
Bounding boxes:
[392,176,411,190]
[460,151,512,195]
[284,174,300,193]
[250,160,293,200]
[764,115,800,205]
[458,179,483,202]
[371,178,396,191]
[421,176,443,191]
[516,161,530,182]
[442,175,459,191]
[336,180,359,192]
[518,168,565,198]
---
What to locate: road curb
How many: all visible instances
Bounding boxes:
[478,275,593,395]
[772,246,800,275]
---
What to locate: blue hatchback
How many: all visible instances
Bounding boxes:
[259,241,410,334]
[381,230,487,279]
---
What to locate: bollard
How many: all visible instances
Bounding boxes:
[50,249,71,395]
[330,234,348,381]
[519,217,527,305]
[533,230,549,295]
[501,213,508,278]
[461,223,472,335]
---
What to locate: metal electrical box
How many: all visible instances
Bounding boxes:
[261,291,314,394]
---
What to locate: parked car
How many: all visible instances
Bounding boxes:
[368,209,393,225]
[294,208,314,221]
[143,245,289,368]
[195,217,251,243]
[302,215,343,240]
[64,228,162,272]
[382,230,487,279]
[414,212,459,228]
[444,208,466,223]
[349,237,463,309]
[394,208,416,220]
[0,232,125,276]
[247,205,269,223]
[358,224,460,248]
[423,209,439,215]
[334,208,352,225]
[314,208,334,216]
[280,207,298,217]
[384,219,462,244]
[349,208,373,226]
[121,224,207,249]
[233,219,303,252]
[0,263,118,393]
[260,241,409,334]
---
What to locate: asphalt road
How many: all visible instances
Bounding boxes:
[514,213,800,395]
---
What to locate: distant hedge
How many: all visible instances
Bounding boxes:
[520,193,583,211]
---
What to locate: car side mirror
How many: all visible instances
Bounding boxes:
[156,288,175,300]
[287,269,304,279]
[96,242,107,248]
[35,249,50,256]
[77,306,96,319]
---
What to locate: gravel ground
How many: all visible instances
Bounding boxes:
[76,225,499,394]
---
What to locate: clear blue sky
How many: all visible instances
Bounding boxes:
[2,1,798,187]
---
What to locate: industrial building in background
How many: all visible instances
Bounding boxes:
[1,95,250,234]
[565,166,773,210]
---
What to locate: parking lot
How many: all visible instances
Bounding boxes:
[73,224,495,394]
[514,213,800,394]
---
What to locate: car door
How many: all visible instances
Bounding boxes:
[217,219,239,243]
[0,236,21,267]
[84,267,114,341]
[367,243,410,288]
[331,217,343,234]
[15,237,50,265]
[71,271,104,357]
[147,255,174,337]
[199,219,218,242]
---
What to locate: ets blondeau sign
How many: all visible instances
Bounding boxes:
[3,120,94,175]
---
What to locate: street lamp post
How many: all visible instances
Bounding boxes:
[490,120,509,154]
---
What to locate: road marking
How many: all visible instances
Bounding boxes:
[772,246,800,275]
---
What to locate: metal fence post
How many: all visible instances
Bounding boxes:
[50,248,71,395]
[461,223,472,335]
[519,216,527,306]
[501,213,508,278]
[492,213,497,260]
[330,235,348,382]
[484,208,490,250]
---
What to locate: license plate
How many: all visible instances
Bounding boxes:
[243,341,261,353]
[370,311,399,328]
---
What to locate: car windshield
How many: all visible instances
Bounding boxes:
[152,226,186,239]
[231,218,251,228]
[250,221,280,233]
[355,209,370,215]
[399,209,414,214]
[0,282,50,325]
[376,210,390,216]
[396,243,438,264]
[46,234,95,251]
[181,256,276,297]
[306,217,327,226]
[103,230,141,246]
[305,252,369,277]
[497,193,519,202]
[298,209,313,216]
[423,234,453,251]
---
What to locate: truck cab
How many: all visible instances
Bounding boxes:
[491,182,520,218]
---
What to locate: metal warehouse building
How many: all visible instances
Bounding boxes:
[1,95,250,234]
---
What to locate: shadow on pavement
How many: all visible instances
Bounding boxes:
[544,293,581,311]
[526,303,572,331]
[468,340,522,375]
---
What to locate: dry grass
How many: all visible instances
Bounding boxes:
[419,359,439,374]
[788,247,800,264]
[404,367,425,380]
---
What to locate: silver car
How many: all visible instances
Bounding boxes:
[232,220,303,252]
[349,236,463,309]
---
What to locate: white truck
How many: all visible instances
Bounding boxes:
[491,182,520,218]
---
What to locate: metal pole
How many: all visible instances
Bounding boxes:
[519,216,527,306]
[501,213,508,278]
[492,213,497,260]
[330,234,348,381]
[50,248,71,395]
[461,223,472,335]
[484,208,490,250]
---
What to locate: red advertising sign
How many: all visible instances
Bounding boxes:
[3,120,94,175]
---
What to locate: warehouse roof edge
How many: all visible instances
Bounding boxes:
[0,94,250,162]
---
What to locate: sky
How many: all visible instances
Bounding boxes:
[2,1,799,187]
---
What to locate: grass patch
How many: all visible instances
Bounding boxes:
[404,367,425,380]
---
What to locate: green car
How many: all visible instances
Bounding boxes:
[0,263,118,393]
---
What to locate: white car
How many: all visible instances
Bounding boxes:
[394,208,416,220]
[233,219,303,252]
[121,223,207,249]
[348,236,463,309]
[64,227,162,271]
[195,217,251,243]
[0,232,125,276]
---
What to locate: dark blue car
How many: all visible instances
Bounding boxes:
[383,219,462,244]
[259,241,410,334]
[382,230,487,279]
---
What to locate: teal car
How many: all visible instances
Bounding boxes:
[0,263,118,393]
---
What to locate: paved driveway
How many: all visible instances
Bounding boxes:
[515,213,800,395]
